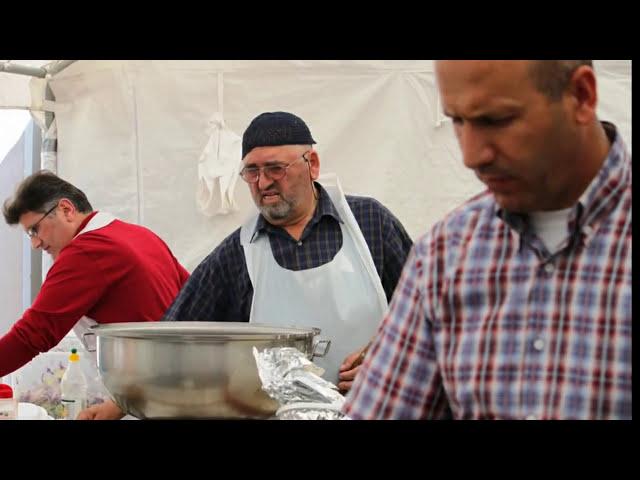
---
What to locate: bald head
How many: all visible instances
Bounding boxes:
[435,60,594,101]
[528,60,594,100]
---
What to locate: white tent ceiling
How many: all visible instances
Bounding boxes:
[0,60,632,271]
[0,60,49,108]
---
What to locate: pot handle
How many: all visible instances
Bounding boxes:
[82,332,97,353]
[312,339,331,358]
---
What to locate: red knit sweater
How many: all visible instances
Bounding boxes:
[0,212,189,376]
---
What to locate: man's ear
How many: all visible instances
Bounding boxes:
[566,65,598,125]
[57,198,78,222]
[308,150,321,180]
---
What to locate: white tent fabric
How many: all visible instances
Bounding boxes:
[0,61,50,163]
[0,60,49,109]
[0,131,29,336]
[2,60,632,273]
[0,110,31,162]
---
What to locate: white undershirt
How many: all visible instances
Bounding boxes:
[528,207,573,252]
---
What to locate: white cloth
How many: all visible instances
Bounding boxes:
[197,73,243,216]
[240,174,388,383]
[17,402,53,420]
[196,109,243,216]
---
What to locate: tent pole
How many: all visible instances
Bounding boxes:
[47,60,77,76]
[0,62,47,78]
[44,84,55,134]
[38,82,58,284]
[41,83,57,174]
[0,60,77,78]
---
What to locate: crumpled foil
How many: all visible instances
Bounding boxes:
[253,347,346,419]
[277,404,346,420]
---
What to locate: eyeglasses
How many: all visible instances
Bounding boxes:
[26,203,58,239]
[239,151,310,184]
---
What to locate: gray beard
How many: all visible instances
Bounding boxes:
[259,197,294,221]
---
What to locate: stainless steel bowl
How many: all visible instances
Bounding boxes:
[87,322,330,419]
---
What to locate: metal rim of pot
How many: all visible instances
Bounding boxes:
[84,322,331,357]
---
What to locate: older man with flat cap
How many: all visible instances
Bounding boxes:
[168,111,413,386]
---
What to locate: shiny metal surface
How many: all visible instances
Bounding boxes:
[91,322,322,419]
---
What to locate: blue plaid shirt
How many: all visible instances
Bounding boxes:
[343,123,632,420]
[164,183,413,322]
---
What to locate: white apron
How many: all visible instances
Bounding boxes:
[240,174,388,383]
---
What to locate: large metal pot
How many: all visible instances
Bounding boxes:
[87,322,330,419]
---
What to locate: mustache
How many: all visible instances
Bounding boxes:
[259,188,280,195]
[475,165,514,177]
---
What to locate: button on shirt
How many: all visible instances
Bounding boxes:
[343,122,632,420]
[163,183,413,323]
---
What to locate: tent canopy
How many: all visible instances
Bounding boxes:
[0,60,632,270]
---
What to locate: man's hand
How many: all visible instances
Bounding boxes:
[338,344,370,393]
[77,399,125,420]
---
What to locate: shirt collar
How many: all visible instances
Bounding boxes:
[73,211,98,237]
[496,122,630,241]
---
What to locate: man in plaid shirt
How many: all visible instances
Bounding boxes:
[343,61,631,420]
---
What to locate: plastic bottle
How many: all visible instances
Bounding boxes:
[0,383,18,420]
[60,348,87,420]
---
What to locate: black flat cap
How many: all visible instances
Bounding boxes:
[242,111,316,158]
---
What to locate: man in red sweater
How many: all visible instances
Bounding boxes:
[0,171,190,412]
